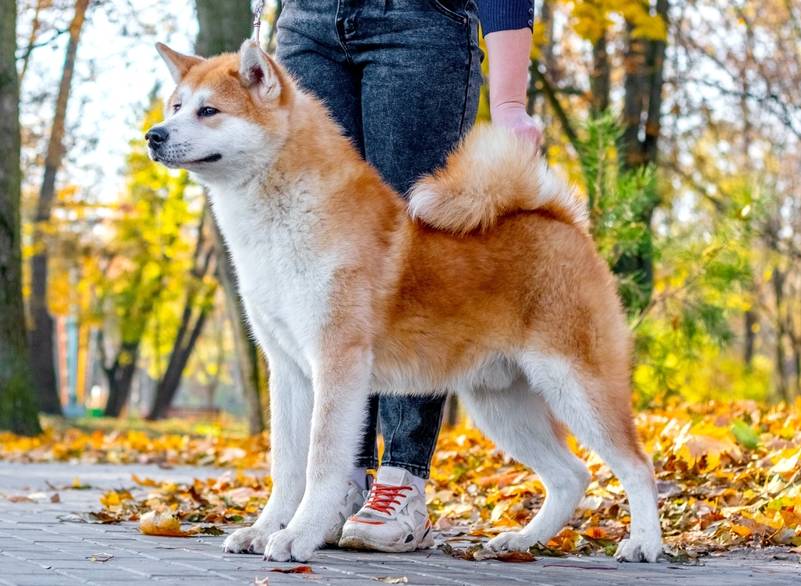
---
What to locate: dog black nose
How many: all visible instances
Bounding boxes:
[145,126,169,146]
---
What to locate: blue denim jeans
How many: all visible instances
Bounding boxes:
[276,0,482,478]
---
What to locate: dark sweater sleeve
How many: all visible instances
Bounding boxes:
[477,0,534,36]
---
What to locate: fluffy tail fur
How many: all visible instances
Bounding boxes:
[407,124,588,235]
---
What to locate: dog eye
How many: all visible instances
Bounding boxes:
[172,103,181,113]
[198,106,219,118]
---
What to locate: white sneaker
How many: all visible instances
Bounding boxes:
[323,479,367,545]
[338,466,434,552]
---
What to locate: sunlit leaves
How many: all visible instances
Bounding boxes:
[563,0,668,43]
[2,399,799,554]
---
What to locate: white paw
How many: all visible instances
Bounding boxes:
[614,537,663,562]
[264,527,319,562]
[223,525,274,554]
[487,530,537,552]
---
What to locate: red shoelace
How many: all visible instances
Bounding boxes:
[364,483,412,515]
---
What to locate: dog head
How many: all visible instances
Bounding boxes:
[146,40,293,184]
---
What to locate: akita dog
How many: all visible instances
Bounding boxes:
[147,39,663,563]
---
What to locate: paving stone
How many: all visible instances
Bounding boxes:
[2,462,801,586]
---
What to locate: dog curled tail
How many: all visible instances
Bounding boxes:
[407,124,589,235]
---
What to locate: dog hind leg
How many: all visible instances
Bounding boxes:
[460,377,590,552]
[518,352,663,562]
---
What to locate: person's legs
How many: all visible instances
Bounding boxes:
[357,0,482,479]
[338,0,483,552]
[276,0,364,149]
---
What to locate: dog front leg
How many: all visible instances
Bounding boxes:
[264,344,371,562]
[223,347,313,554]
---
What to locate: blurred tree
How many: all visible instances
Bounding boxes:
[147,210,217,420]
[195,0,268,434]
[28,0,90,415]
[614,0,668,310]
[0,0,41,435]
[97,101,199,416]
[529,1,668,312]
[17,0,46,84]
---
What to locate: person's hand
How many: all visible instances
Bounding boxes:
[491,102,543,152]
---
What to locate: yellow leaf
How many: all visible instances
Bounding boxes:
[139,511,190,537]
[730,524,753,538]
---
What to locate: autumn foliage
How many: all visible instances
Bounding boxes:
[3,399,800,557]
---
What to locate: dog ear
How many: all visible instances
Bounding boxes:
[155,43,204,83]
[238,40,282,102]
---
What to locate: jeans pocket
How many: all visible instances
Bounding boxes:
[428,0,468,26]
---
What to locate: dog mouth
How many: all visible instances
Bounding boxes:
[189,153,222,164]
[150,149,222,167]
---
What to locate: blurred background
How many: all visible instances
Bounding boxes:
[2,0,801,436]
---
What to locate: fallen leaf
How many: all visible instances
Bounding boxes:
[372,577,408,584]
[86,553,113,562]
[139,511,191,537]
[438,543,483,560]
[270,565,314,574]
[72,477,91,490]
[438,543,535,563]
[192,525,224,536]
[131,474,159,487]
[5,399,801,559]
[731,420,759,449]
[528,543,567,557]
[473,548,536,562]
[86,511,122,524]
[583,527,608,540]
[50,493,60,503]
[7,495,34,503]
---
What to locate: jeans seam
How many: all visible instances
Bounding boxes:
[334,0,354,64]
[457,20,475,136]
[429,0,468,25]
[418,398,445,474]
[383,398,405,470]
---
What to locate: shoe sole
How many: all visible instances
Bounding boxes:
[338,534,420,553]
[338,526,434,553]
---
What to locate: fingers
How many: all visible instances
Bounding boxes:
[512,121,543,152]
[490,105,544,152]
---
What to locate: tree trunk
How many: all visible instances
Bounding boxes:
[0,0,41,436]
[18,0,45,84]
[196,0,268,434]
[28,0,91,415]
[196,0,252,57]
[772,268,788,401]
[615,0,669,312]
[590,33,610,116]
[147,302,210,420]
[743,308,757,367]
[790,321,801,398]
[147,215,217,420]
[103,340,140,417]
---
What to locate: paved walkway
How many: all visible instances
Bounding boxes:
[0,462,799,585]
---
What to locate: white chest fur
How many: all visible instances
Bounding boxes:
[207,175,338,373]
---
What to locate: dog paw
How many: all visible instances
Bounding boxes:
[264,527,319,562]
[614,537,663,563]
[486,531,535,552]
[223,526,274,554]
